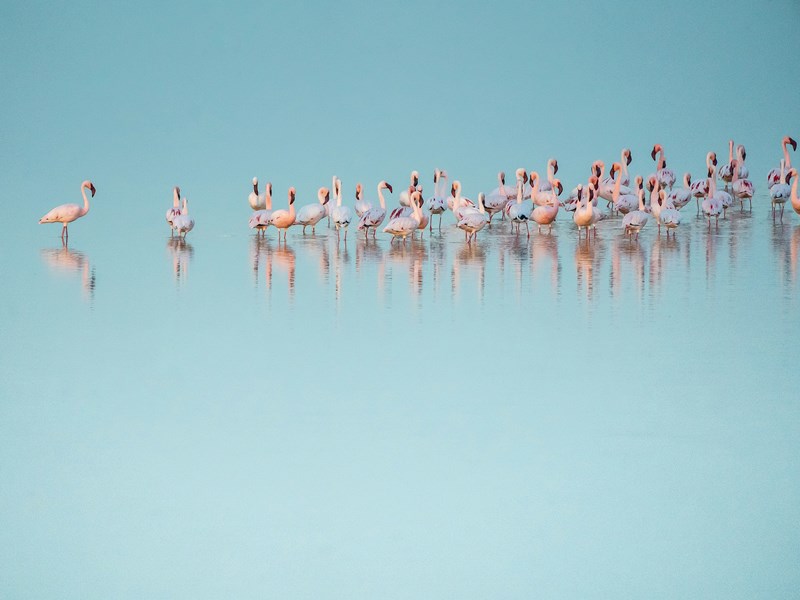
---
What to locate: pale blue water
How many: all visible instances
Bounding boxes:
[1,188,799,599]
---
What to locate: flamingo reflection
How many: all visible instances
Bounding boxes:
[166,237,194,284]
[40,244,96,302]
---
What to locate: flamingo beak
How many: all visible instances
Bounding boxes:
[90,184,96,197]
[553,160,559,174]
[790,137,798,151]
[386,183,393,193]
[626,152,632,166]
[742,149,747,161]
[451,184,456,197]
[651,147,657,160]
[556,181,563,195]
[713,154,718,166]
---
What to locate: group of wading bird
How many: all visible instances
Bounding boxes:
[39,138,799,244]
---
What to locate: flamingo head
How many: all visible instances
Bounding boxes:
[515,168,526,182]
[551,158,559,174]
[433,169,440,183]
[593,161,603,177]
[685,173,692,186]
[411,171,419,186]
[289,187,296,204]
[174,186,181,199]
[738,145,747,161]
[252,176,258,186]
[589,175,599,191]
[787,137,798,151]
[382,181,393,193]
[552,179,563,196]
[611,163,621,176]
[355,183,363,198]
[82,181,96,197]
[499,171,506,185]
[635,175,643,188]
[788,168,797,182]
[646,176,656,192]
[478,192,485,207]
[651,144,662,160]
[323,188,331,205]
[624,149,632,166]
[451,182,460,197]
[266,182,272,197]
[529,171,539,186]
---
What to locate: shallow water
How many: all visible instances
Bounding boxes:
[1,192,799,598]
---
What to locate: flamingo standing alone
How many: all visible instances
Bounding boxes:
[173,197,195,239]
[39,180,97,241]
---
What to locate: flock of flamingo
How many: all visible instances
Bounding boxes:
[38,137,798,244]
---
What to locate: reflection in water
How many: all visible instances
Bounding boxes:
[40,244,96,303]
[250,236,296,301]
[531,232,561,297]
[167,237,194,284]
[452,242,486,303]
[574,236,604,301]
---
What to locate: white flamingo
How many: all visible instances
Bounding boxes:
[770,159,791,219]
[651,144,676,190]
[484,171,515,220]
[667,173,693,210]
[398,171,420,207]
[425,169,448,231]
[735,145,750,179]
[731,159,754,211]
[658,189,682,237]
[166,186,182,234]
[384,190,422,242]
[451,180,478,222]
[331,178,353,240]
[357,181,392,238]
[39,180,96,241]
[248,182,273,235]
[173,197,195,239]
[768,136,797,189]
[269,187,297,240]
[702,166,723,229]
[622,183,649,240]
[690,152,717,212]
[248,177,266,210]
[718,140,735,188]
[508,170,538,237]
[354,183,371,217]
[610,164,638,215]
[457,192,490,243]
[574,182,600,238]
[295,187,330,234]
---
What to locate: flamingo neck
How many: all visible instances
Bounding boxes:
[173,189,180,208]
[81,185,91,216]
[377,185,386,209]
[613,166,622,202]
[783,140,793,169]
[637,189,645,212]
[181,199,188,216]
[516,179,523,204]
[266,188,272,210]
[728,140,734,162]
[791,177,798,207]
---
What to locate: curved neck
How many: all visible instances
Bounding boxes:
[81,185,91,216]
[377,185,386,209]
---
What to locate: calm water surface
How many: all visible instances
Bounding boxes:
[1,189,798,598]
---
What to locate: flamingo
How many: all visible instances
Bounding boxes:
[768,136,797,189]
[457,192,490,243]
[770,160,791,220]
[651,144,676,190]
[269,187,297,240]
[425,169,448,231]
[622,182,649,240]
[39,180,96,241]
[383,190,422,242]
[248,182,273,235]
[532,178,562,233]
[574,184,599,238]
[731,159,754,211]
[357,181,392,239]
[248,177,266,210]
[295,187,329,234]
[166,186,182,234]
[173,197,195,238]
[649,177,664,230]
[534,158,560,204]
[658,189,682,237]
[610,164,638,215]
[354,183,371,217]
[484,171,515,221]
[331,177,353,240]
[451,181,478,222]
[508,170,538,237]
[690,152,717,212]
[718,140,735,188]
[702,166,723,229]
[667,173,693,210]
[600,152,633,204]
[789,168,800,216]
[735,145,750,179]
[398,171,420,207]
